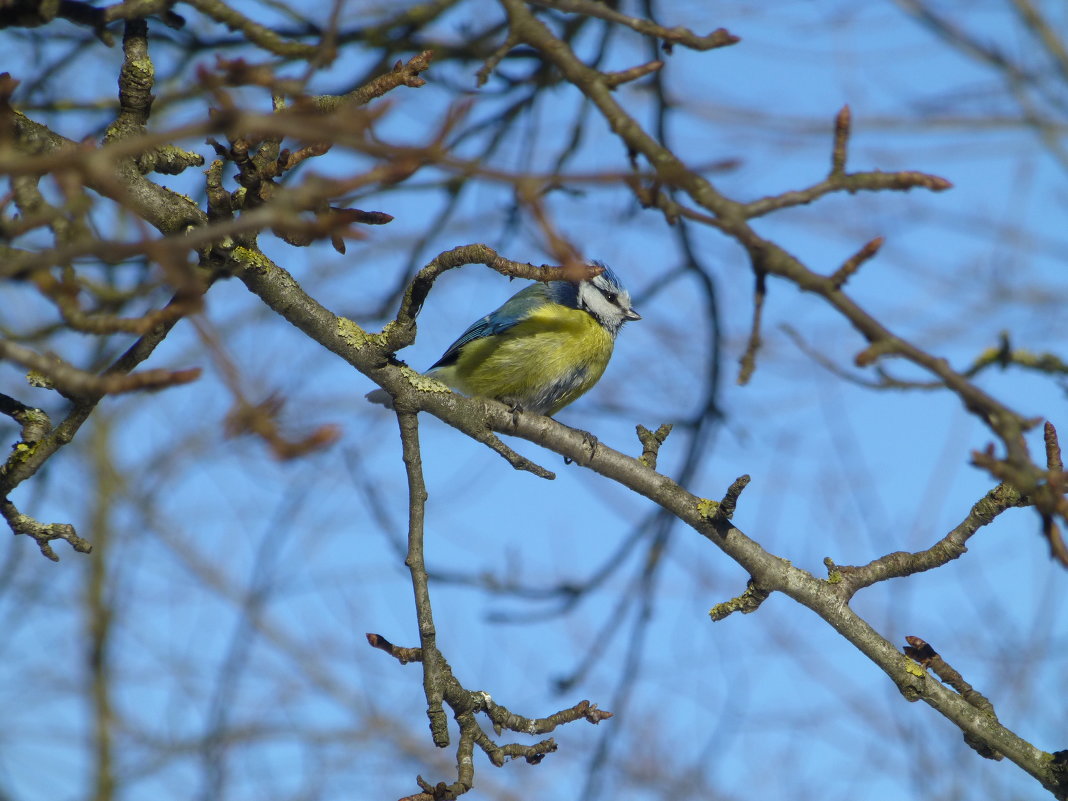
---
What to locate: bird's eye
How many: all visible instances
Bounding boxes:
[603,291,619,305]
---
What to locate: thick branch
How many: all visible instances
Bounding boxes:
[231,240,1062,793]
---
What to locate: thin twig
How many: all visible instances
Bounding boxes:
[0,497,93,561]
[396,410,450,749]
[829,483,1030,596]
[829,236,885,288]
[737,270,766,385]
[527,0,739,51]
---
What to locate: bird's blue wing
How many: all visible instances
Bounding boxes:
[429,283,549,369]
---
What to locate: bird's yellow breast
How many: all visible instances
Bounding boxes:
[432,304,615,415]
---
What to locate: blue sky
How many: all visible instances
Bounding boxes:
[2,2,1067,800]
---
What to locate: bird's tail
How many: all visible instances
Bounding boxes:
[365,388,395,409]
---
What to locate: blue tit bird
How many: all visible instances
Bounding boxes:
[375,262,640,415]
[426,262,640,415]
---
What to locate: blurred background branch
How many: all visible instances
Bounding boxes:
[1,1,1067,800]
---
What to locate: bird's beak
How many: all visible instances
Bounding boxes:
[624,308,642,321]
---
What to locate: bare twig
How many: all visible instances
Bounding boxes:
[635,423,672,470]
[737,270,766,385]
[396,410,451,750]
[831,105,851,176]
[602,60,663,88]
[709,579,771,621]
[527,0,739,52]
[0,497,92,561]
[310,51,433,111]
[0,339,201,399]
[828,483,1030,597]
[905,635,1003,760]
[365,633,422,665]
[829,236,885,288]
[184,0,322,59]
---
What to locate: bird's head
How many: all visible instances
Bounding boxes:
[553,261,640,336]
